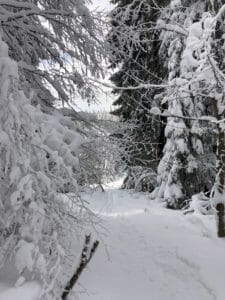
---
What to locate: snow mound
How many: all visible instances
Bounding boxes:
[0,281,41,300]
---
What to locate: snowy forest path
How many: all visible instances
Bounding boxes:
[75,181,225,300]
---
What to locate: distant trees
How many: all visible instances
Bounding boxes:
[77,111,120,187]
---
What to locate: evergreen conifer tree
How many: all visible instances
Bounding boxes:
[108,0,169,190]
[155,0,217,208]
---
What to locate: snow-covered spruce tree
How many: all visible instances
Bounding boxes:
[0,0,103,107]
[0,36,88,298]
[108,0,168,190]
[169,1,225,235]
[154,0,217,209]
[198,2,225,236]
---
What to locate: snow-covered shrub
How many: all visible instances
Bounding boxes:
[0,35,86,299]
[122,166,157,192]
[184,193,213,215]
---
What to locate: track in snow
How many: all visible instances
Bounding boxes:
[75,182,225,300]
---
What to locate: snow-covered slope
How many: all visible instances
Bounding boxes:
[1,180,225,300]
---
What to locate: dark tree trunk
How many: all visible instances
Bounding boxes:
[61,235,99,300]
[216,203,225,237]
[215,126,225,237]
[212,96,225,237]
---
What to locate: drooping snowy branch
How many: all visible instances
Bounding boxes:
[0,0,104,107]
[0,33,96,299]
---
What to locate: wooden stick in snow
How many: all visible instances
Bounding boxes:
[61,235,99,300]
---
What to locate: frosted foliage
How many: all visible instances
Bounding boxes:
[107,0,166,190]
[164,182,183,205]
[0,0,103,106]
[155,2,217,208]
[170,0,181,9]
[150,107,161,115]
[0,36,85,299]
[15,240,35,273]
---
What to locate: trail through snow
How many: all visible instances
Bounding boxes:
[1,180,225,300]
[75,180,225,300]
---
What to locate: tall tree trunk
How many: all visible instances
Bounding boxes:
[213,98,225,237]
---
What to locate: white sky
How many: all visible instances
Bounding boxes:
[77,0,114,113]
[90,0,113,11]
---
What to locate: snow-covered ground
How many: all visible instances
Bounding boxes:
[0,281,41,300]
[1,179,225,300]
[76,180,225,300]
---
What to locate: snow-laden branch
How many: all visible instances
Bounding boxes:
[91,78,225,124]
[208,55,225,87]
[0,0,104,106]
[157,24,188,36]
[150,107,217,123]
[88,78,169,90]
[0,0,35,8]
[0,7,73,22]
[213,4,225,23]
